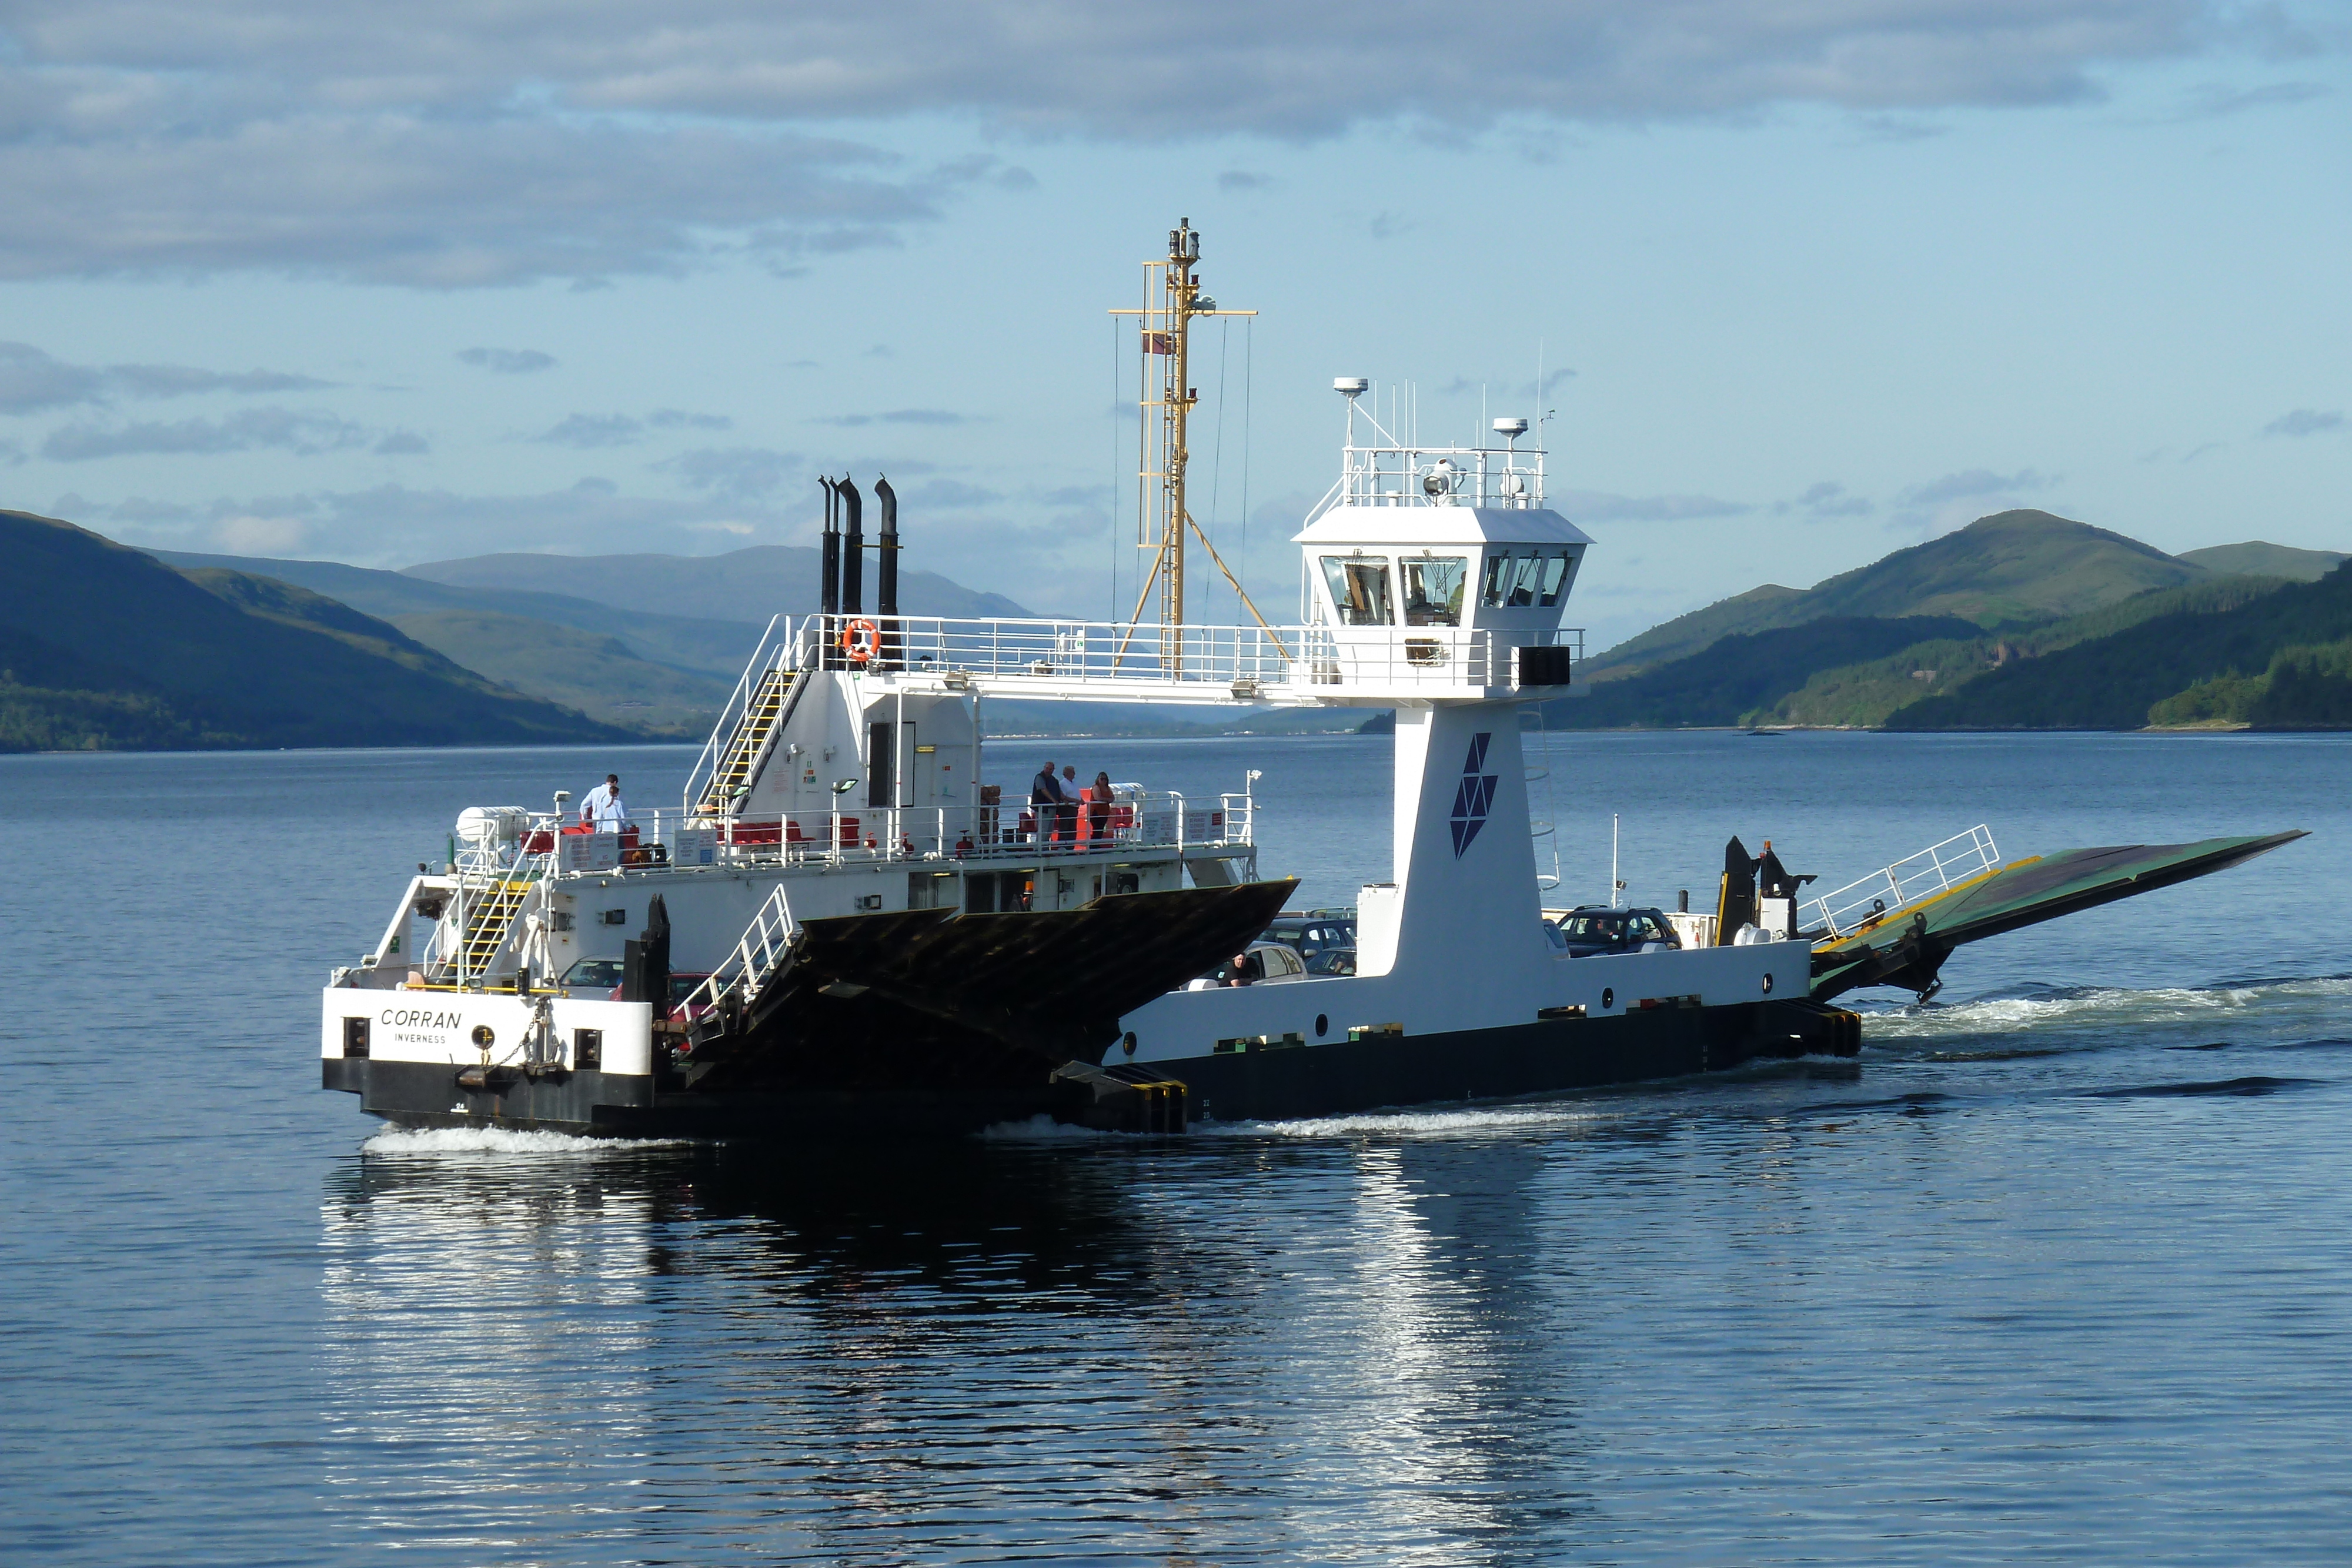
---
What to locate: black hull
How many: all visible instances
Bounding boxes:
[328,999,1857,1138]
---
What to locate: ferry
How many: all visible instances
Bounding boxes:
[321,222,2300,1137]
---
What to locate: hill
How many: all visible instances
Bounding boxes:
[2176,541,2347,582]
[1886,563,2352,730]
[1762,576,2292,728]
[153,550,762,676]
[153,550,744,735]
[1588,510,2206,675]
[1545,615,1981,730]
[407,545,1034,626]
[0,509,629,752]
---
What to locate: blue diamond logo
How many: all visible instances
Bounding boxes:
[1449,732,1495,857]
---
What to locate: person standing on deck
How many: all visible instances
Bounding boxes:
[1029,760,1068,846]
[581,774,629,833]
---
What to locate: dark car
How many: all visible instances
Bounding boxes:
[1259,911,1357,962]
[559,957,716,1019]
[1551,906,1682,958]
[1305,947,1357,977]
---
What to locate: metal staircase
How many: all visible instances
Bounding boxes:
[457,879,533,982]
[683,883,800,1042]
[695,666,805,817]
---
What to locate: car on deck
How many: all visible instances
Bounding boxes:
[1549,907,1682,958]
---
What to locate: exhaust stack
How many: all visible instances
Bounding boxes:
[874,474,899,620]
[838,477,864,616]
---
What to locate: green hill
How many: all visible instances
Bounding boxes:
[1588,510,2206,675]
[0,509,630,752]
[152,550,763,678]
[1544,615,1980,730]
[1886,562,2352,730]
[406,545,1035,625]
[2176,541,2347,583]
[1763,576,2293,728]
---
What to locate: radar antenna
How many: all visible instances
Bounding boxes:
[1109,219,1282,671]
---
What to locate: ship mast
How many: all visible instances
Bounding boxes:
[1110,218,1281,671]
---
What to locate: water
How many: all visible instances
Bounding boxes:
[3,731,2348,1564]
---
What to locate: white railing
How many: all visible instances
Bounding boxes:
[682,882,799,1018]
[1304,441,1548,524]
[765,614,1580,697]
[1807,825,2002,940]
[681,614,787,821]
[664,790,1250,869]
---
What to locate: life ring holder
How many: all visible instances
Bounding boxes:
[840,617,880,664]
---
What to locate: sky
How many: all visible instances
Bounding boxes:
[2,1,2346,651]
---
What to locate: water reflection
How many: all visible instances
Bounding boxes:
[317,1129,1623,1564]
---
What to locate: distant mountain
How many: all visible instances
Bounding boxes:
[1589,510,2206,676]
[153,549,746,735]
[1762,576,2292,728]
[1544,616,1981,730]
[1,510,628,752]
[406,546,1034,626]
[2177,541,2347,583]
[1887,562,2352,730]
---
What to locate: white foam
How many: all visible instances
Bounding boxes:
[361,1125,681,1157]
[1860,974,2352,1044]
[1208,1101,1612,1140]
[976,1114,1117,1141]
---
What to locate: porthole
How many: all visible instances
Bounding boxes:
[1762,973,1775,995]
[1121,1031,1137,1057]
[1601,988,1613,1009]
[470,1024,495,1047]
[1315,1014,1329,1038]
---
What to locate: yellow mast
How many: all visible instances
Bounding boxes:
[1110,218,1281,670]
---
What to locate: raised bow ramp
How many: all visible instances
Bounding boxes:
[1809,831,2307,1002]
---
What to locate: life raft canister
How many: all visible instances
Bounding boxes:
[840,617,880,663]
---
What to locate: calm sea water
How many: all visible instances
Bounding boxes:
[3,730,2348,1565]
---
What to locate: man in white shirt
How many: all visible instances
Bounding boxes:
[580,774,628,832]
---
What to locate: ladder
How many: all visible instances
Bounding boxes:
[457,878,534,982]
[696,666,804,817]
[684,882,800,1033]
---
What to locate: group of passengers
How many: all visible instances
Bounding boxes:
[1028,758,1119,846]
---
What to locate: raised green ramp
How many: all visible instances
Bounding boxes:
[1809,830,2307,1002]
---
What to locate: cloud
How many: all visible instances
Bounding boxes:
[2174,80,2332,118]
[1777,480,1873,518]
[40,407,372,460]
[0,439,24,467]
[0,0,2259,285]
[814,409,975,426]
[647,409,733,430]
[373,430,429,455]
[458,347,557,374]
[1556,489,1756,522]
[897,477,1001,507]
[537,413,649,448]
[0,339,328,414]
[95,479,797,565]
[658,445,803,502]
[1218,170,1272,191]
[214,511,312,554]
[2264,409,2343,437]
[1901,467,2055,504]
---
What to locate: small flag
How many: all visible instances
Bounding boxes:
[1144,331,1177,355]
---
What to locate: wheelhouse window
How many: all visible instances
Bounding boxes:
[1320,556,1394,626]
[1481,549,1573,609]
[1400,557,1468,627]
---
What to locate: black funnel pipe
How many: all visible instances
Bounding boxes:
[874,474,899,618]
[838,477,864,616]
[819,477,840,618]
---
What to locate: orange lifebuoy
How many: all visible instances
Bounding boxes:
[840,617,880,663]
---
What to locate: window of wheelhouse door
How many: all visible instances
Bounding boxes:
[867,721,893,808]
